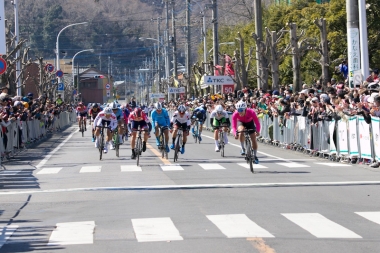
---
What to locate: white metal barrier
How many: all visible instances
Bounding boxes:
[0,111,77,162]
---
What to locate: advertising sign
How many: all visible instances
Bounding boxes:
[202,75,234,85]
[222,84,234,94]
[149,93,165,99]
[168,87,185,94]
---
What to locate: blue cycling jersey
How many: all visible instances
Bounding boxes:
[113,108,123,120]
[193,106,206,115]
[151,108,170,127]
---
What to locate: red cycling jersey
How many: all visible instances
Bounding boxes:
[128,111,148,122]
[76,106,87,113]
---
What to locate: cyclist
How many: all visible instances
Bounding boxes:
[210,104,231,152]
[170,104,191,154]
[89,103,101,142]
[129,107,149,159]
[122,104,130,141]
[93,107,118,154]
[151,102,170,153]
[191,104,207,142]
[76,102,88,131]
[109,101,124,147]
[232,101,261,163]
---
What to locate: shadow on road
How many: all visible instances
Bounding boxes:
[0,169,40,190]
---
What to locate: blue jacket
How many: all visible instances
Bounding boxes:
[151,108,170,128]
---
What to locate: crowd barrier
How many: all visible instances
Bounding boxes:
[168,109,380,164]
[0,111,77,164]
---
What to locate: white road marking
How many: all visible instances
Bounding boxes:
[37,168,63,175]
[131,217,183,242]
[276,163,310,168]
[47,221,95,246]
[282,213,361,238]
[121,165,142,172]
[355,212,380,225]
[0,225,19,249]
[315,163,351,167]
[207,214,274,238]
[160,165,184,171]
[36,127,78,169]
[237,163,268,169]
[1,181,380,195]
[199,163,226,170]
[80,166,101,173]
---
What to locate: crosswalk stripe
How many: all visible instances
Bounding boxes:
[207,214,274,238]
[160,165,184,171]
[37,168,63,174]
[132,217,183,242]
[47,221,95,245]
[355,212,380,225]
[121,165,142,172]
[80,166,101,173]
[237,163,268,169]
[276,163,310,168]
[0,225,19,249]
[282,213,362,238]
[315,163,351,167]
[199,163,226,170]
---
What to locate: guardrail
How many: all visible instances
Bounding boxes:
[167,109,380,165]
[0,111,77,165]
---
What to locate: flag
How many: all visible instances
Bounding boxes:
[224,54,235,76]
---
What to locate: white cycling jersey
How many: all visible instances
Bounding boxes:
[210,110,229,120]
[171,111,191,125]
[94,112,118,130]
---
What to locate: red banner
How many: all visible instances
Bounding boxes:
[222,84,234,94]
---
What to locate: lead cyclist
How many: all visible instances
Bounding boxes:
[210,105,230,152]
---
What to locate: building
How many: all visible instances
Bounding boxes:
[77,68,112,104]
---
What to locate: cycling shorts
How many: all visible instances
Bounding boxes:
[95,119,111,129]
[237,120,256,134]
[213,118,228,130]
[77,112,87,117]
[131,120,148,131]
[174,120,189,132]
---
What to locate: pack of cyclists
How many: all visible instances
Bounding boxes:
[76,99,260,164]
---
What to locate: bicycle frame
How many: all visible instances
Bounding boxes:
[174,128,184,162]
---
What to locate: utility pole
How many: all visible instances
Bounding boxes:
[124,68,127,103]
[202,11,207,74]
[185,0,191,83]
[212,0,218,70]
[359,0,369,81]
[13,0,21,96]
[156,18,162,92]
[171,1,178,81]
[253,0,262,89]
[164,0,170,79]
[346,0,360,88]
[108,56,110,85]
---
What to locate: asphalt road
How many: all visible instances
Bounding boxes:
[1,125,380,253]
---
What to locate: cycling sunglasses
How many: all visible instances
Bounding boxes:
[237,108,245,113]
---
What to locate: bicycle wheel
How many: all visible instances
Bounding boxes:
[246,139,254,173]
[220,132,225,157]
[81,120,84,137]
[136,137,142,166]
[160,133,165,158]
[114,132,119,157]
[99,129,104,160]
[173,135,180,162]
[193,122,198,143]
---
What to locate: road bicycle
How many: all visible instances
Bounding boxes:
[112,129,120,157]
[158,126,168,159]
[135,128,145,166]
[80,117,85,137]
[218,123,229,157]
[192,117,201,143]
[236,129,257,173]
[173,127,185,162]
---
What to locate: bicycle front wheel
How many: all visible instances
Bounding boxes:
[81,121,84,137]
[160,133,165,158]
[220,132,225,157]
[246,140,254,173]
[173,135,180,162]
[115,134,119,157]
[136,137,142,166]
[99,131,104,160]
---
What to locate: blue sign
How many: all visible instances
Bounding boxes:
[0,58,7,75]
[73,89,77,95]
[48,65,54,72]
[57,83,64,91]
[56,70,63,78]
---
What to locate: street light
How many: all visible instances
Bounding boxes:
[56,22,88,77]
[72,49,94,95]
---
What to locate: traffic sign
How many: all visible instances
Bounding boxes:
[106,91,110,97]
[56,70,63,78]
[168,87,185,93]
[44,64,54,72]
[57,83,64,91]
[105,83,110,90]
[0,58,7,75]
[149,93,165,99]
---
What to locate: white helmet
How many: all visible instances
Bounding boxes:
[104,107,113,114]
[178,105,186,113]
[215,105,224,113]
[110,102,119,109]
[236,101,247,111]
[155,102,163,110]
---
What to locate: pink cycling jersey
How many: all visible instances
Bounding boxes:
[231,108,261,135]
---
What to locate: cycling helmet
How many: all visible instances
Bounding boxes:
[201,105,207,111]
[236,101,247,111]
[178,105,186,113]
[78,102,83,106]
[155,102,163,110]
[93,103,99,109]
[134,107,142,117]
[215,105,224,113]
[104,107,112,115]
[110,102,118,109]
